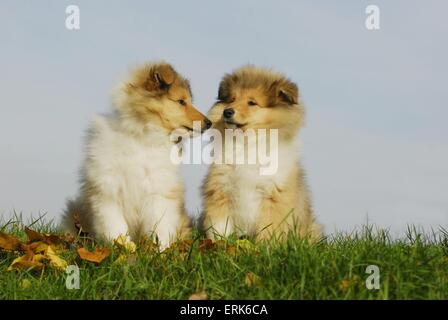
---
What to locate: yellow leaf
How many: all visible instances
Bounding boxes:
[114,235,137,253]
[45,246,68,270]
[30,241,48,253]
[20,279,32,289]
[112,254,127,266]
[7,252,44,271]
[189,291,208,300]
[32,254,46,263]
[244,272,261,287]
[236,239,255,252]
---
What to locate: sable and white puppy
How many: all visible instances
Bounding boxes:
[62,62,211,248]
[202,65,321,241]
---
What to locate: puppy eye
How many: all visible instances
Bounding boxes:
[178,99,186,106]
[248,101,257,106]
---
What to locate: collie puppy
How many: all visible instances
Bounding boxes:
[62,62,211,248]
[202,65,321,241]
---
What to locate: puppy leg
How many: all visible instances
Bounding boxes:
[255,199,277,242]
[203,200,235,239]
[257,198,322,242]
[92,199,128,241]
[142,196,186,250]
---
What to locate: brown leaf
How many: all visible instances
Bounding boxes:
[226,244,236,255]
[77,247,110,264]
[24,228,44,242]
[199,239,215,252]
[177,239,193,253]
[139,237,158,253]
[27,241,48,253]
[338,279,351,290]
[338,276,361,291]
[24,227,63,245]
[0,232,21,251]
[215,240,227,247]
[212,240,238,255]
[164,239,193,253]
[189,291,208,300]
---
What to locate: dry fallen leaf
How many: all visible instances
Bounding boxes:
[339,279,351,290]
[178,240,193,253]
[236,239,256,252]
[244,272,261,287]
[7,252,44,271]
[226,244,236,255]
[45,246,68,270]
[20,279,32,289]
[138,237,158,253]
[114,235,137,253]
[339,276,361,290]
[163,239,193,254]
[189,291,208,300]
[199,239,215,252]
[0,232,22,251]
[212,240,235,254]
[28,241,48,253]
[24,227,63,245]
[77,247,110,264]
[8,241,68,272]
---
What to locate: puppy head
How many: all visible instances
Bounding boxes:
[113,62,211,134]
[209,65,304,139]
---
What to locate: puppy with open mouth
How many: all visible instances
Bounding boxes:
[201,65,322,241]
[62,62,211,248]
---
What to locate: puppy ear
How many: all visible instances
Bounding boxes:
[277,81,298,105]
[145,64,176,91]
[217,75,233,102]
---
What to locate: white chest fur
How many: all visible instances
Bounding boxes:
[85,115,181,221]
[220,140,300,234]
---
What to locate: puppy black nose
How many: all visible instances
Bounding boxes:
[223,108,235,119]
[204,118,212,129]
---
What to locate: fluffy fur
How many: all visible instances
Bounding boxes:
[62,62,210,248]
[201,65,322,241]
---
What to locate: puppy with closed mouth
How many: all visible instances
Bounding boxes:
[62,62,211,248]
[202,65,322,241]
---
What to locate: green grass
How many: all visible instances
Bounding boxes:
[1,215,447,299]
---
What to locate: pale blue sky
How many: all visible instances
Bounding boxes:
[0,1,447,234]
